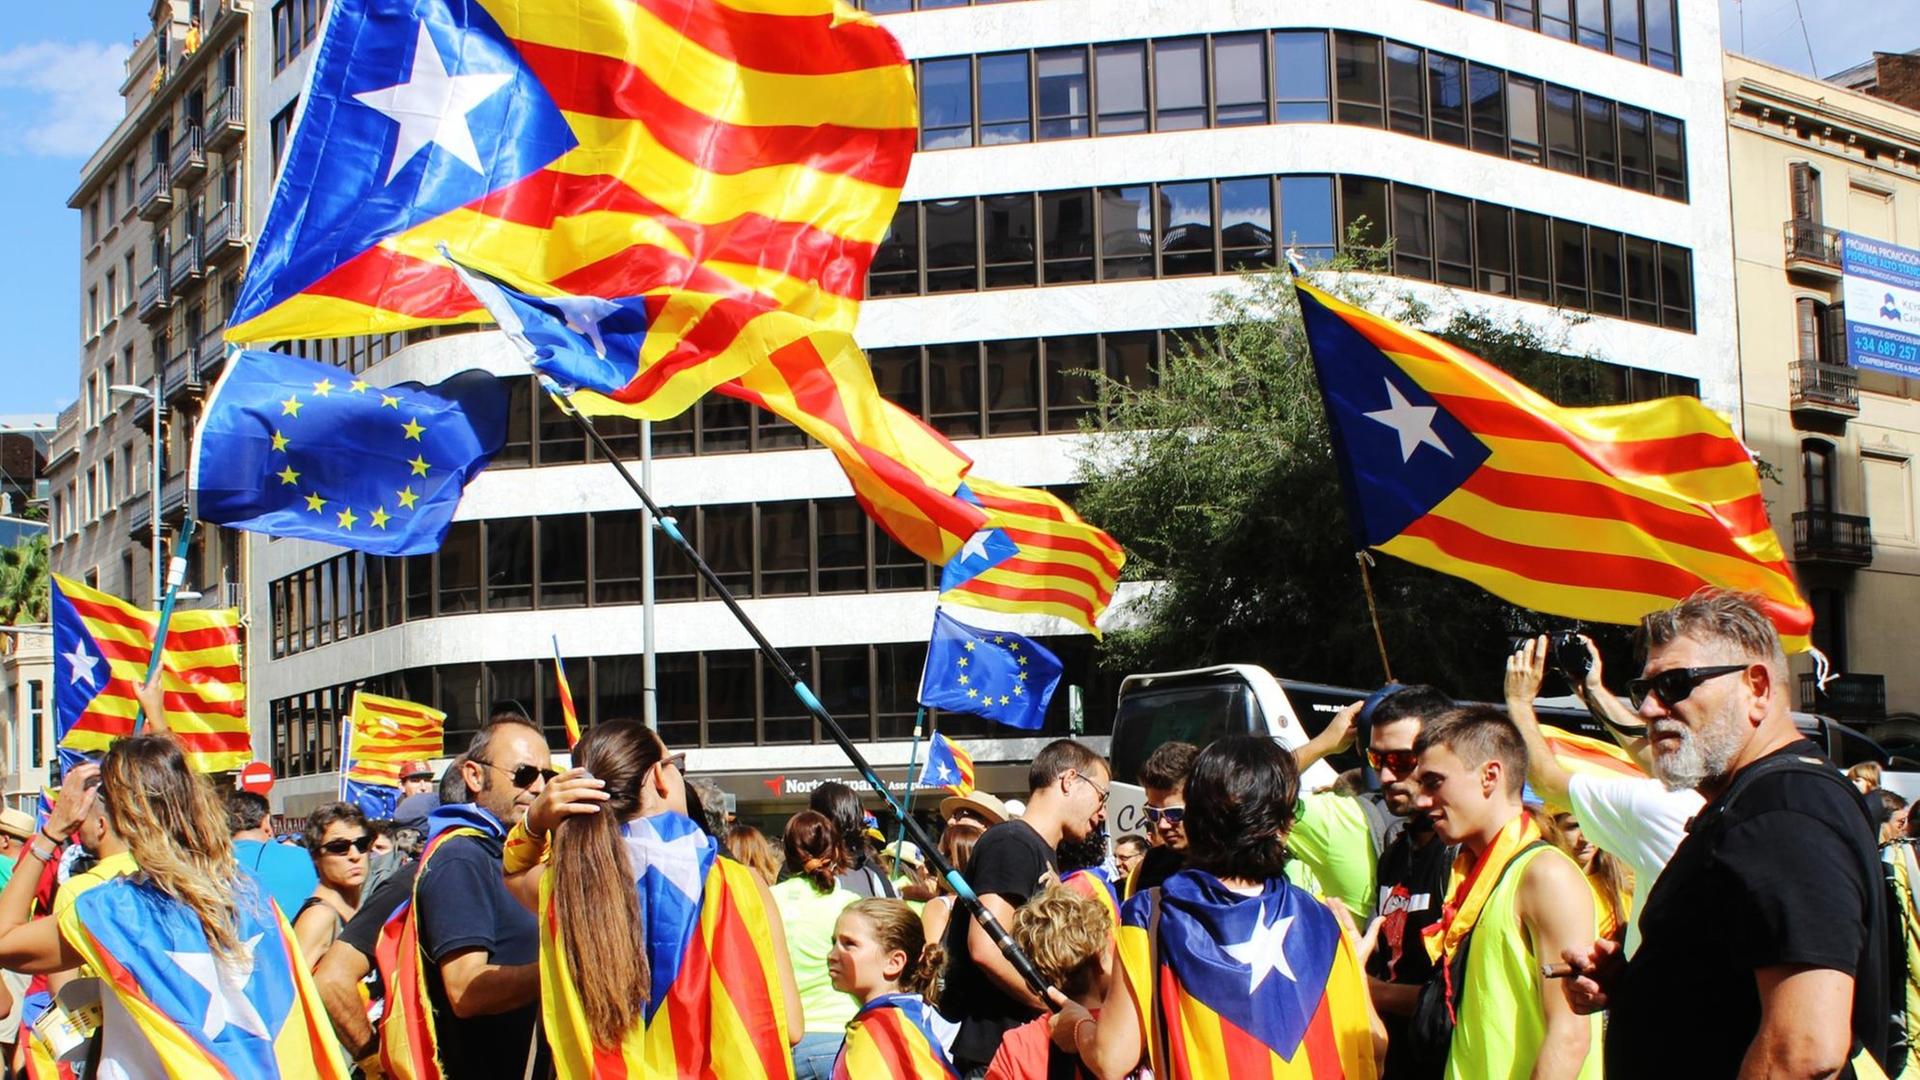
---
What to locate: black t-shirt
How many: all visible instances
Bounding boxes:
[1607,740,1888,1078]
[1127,844,1185,898]
[415,832,550,1080]
[338,857,420,961]
[1370,820,1454,1080]
[943,818,1058,1068]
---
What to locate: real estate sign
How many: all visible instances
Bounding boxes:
[1841,232,1920,378]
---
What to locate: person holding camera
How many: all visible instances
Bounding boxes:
[1505,632,1703,958]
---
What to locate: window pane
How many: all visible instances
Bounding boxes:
[1576,0,1608,50]
[978,53,1032,145]
[1105,332,1157,391]
[1427,54,1466,146]
[1544,85,1581,174]
[1475,203,1513,296]
[875,642,928,739]
[594,509,643,604]
[536,391,585,464]
[497,378,532,467]
[1045,334,1100,430]
[1159,181,1214,277]
[1220,177,1275,271]
[1037,48,1090,139]
[1100,185,1154,280]
[700,395,750,454]
[539,514,587,608]
[816,500,866,594]
[1334,34,1384,127]
[1612,0,1643,60]
[1508,76,1542,164]
[1154,39,1207,131]
[1645,0,1678,71]
[487,518,534,611]
[1617,106,1651,192]
[1392,185,1433,281]
[982,193,1037,288]
[1554,220,1589,309]
[1504,0,1537,28]
[1588,227,1624,316]
[759,502,810,597]
[1337,173,1387,252]
[1386,44,1425,136]
[486,660,539,742]
[921,58,973,149]
[986,338,1040,435]
[439,663,483,749]
[1213,34,1267,126]
[1273,31,1330,122]
[816,645,872,742]
[1042,189,1095,284]
[1652,116,1685,200]
[1659,245,1693,330]
[406,553,433,620]
[1435,193,1473,287]
[1281,175,1337,263]
[1515,210,1552,302]
[705,652,757,747]
[439,521,480,614]
[874,527,928,591]
[657,652,700,749]
[924,198,977,293]
[1541,0,1574,39]
[701,504,754,598]
[928,342,981,437]
[1582,96,1617,183]
[870,346,924,417]
[1095,43,1148,134]
[870,203,920,297]
[759,648,817,744]
[1467,63,1505,155]
[1624,236,1660,324]
[654,511,696,600]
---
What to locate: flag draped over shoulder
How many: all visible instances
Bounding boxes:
[917,733,974,796]
[540,811,793,1079]
[51,575,248,772]
[832,994,958,1080]
[230,0,915,424]
[940,479,1126,636]
[57,875,350,1078]
[1295,280,1814,650]
[1116,871,1375,1079]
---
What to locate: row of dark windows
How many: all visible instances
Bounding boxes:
[270,0,326,74]
[269,638,1118,777]
[1424,0,1680,73]
[870,174,1698,331]
[915,30,1686,202]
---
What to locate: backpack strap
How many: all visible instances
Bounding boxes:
[1694,749,1868,838]
[1443,840,1550,1022]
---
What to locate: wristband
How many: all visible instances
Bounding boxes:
[502,817,549,875]
[26,837,58,863]
[39,827,65,847]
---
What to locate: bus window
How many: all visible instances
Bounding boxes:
[1111,680,1261,784]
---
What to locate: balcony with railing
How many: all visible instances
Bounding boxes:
[169,126,206,185]
[168,233,202,290]
[1784,219,1843,277]
[1789,360,1859,419]
[206,87,245,151]
[160,471,188,521]
[162,348,198,400]
[202,203,246,264]
[197,328,227,380]
[1793,509,1874,567]
[125,487,152,541]
[136,162,172,220]
[136,268,173,322]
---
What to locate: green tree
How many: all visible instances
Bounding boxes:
[0,532,50,633]
[1073,257,1641,701]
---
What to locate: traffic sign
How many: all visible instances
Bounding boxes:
[237,761,274,795]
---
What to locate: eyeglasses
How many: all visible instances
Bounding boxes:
[1071,772,1109,806]
[663,752,686,774]
[1368,748,1420,775]
[320,835,374,856]
[472,758,559,790]
[1626,664,1749,710]
[1143,805,1184,826]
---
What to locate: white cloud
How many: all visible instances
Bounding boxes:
[0,41,132,158]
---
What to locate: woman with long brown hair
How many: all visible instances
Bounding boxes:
[0,731,348,1077]
[919,820,983,950]
[503,720,802,1078]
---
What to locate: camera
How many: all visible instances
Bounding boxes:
[1510,630,1592,684]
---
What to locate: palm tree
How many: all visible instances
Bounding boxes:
[0,533,50,638]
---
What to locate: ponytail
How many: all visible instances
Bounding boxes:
[782,811,848,895]
[844,898,943,1006]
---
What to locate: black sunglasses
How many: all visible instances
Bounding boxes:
[1143,805,1184,826]
[473,758,559,790]
[1627,664,1749,710]
[320,835,374,856]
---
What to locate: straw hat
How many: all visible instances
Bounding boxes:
[938,790,1010,827]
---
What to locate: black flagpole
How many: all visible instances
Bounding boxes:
[563,406,1057,1003]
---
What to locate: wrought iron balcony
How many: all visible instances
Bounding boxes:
[197,329,227,379]
[1792,509,1873,567]
[125,490,152,541]
[206,88,245,151]
[168,233,202,290]
[1788,360,1859,419]
[162,351,196,399]
[1784,219,1843,276]
[1797,672,1887,721]
[137,162,173,220]
[169,126,206,185]
[160,471,188,521]
[136,268,173,322]
[202,203,246,263]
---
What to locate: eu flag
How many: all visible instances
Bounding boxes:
[916,609,1062,731]
[192,350,509,556]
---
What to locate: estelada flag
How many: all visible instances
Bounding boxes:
[939,478,1126,637]
[1117,871,1375,1078]
[229,0,915,424]
[832,993,958,1080]
[57,873,351,1078]
[347,691,445,766]
[540,811,793,1079]
[51,574,249,772]
[916,732,974,797]
[1295,280,1814,651]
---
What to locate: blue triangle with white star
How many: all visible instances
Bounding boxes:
[940,526,1019,592]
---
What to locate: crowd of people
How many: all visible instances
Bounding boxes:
[0,587,1910,1078]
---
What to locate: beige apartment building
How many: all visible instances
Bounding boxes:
[50,0,251,610]
[1727,52,1920,751]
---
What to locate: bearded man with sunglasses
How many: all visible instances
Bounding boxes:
[1563,590,1888,1079]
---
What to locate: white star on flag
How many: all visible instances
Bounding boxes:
[544,295,625,358]
[168,933,272,1041]
[353,24,512,184]
[63,640,100,688]
[1222,903,1297,994]
[629,824,707,902]
[936,762,953,782]
[958,530,993,564]
[1364,379,1453,462]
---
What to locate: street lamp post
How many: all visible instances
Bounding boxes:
[109,380,162,605]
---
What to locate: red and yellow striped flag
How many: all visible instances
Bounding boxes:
[227,0,916,425]
[1295,281,1814,650]
[51,574,249,773]
[940,478,1127,636]
[1540,723,1646,781]
[345,691,445,787]
[552,637,581,748]
[832,995,958,1079]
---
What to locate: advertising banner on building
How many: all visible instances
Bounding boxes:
[1841,232,1920,377]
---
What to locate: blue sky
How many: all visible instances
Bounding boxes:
[0,1,1911,419]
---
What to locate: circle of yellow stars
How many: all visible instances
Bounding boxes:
[272,376,431,533]
[956,635,1028,707]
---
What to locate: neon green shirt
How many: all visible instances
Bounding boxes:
[1289,792,1377,919]
[769,876,861,1033]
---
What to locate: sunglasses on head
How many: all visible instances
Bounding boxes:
[661,752,686,775]
[320,835,374,856]
[1143,805,1184,826]
[1367,748,1420,775]
[1626,664,1749,710]
[474,758,560,790]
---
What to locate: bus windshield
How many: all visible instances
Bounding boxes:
[1111,679,1262,784]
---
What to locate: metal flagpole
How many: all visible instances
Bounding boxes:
[564,408,1054,1001]
[641,419,657,730]
[896,706,925,852]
